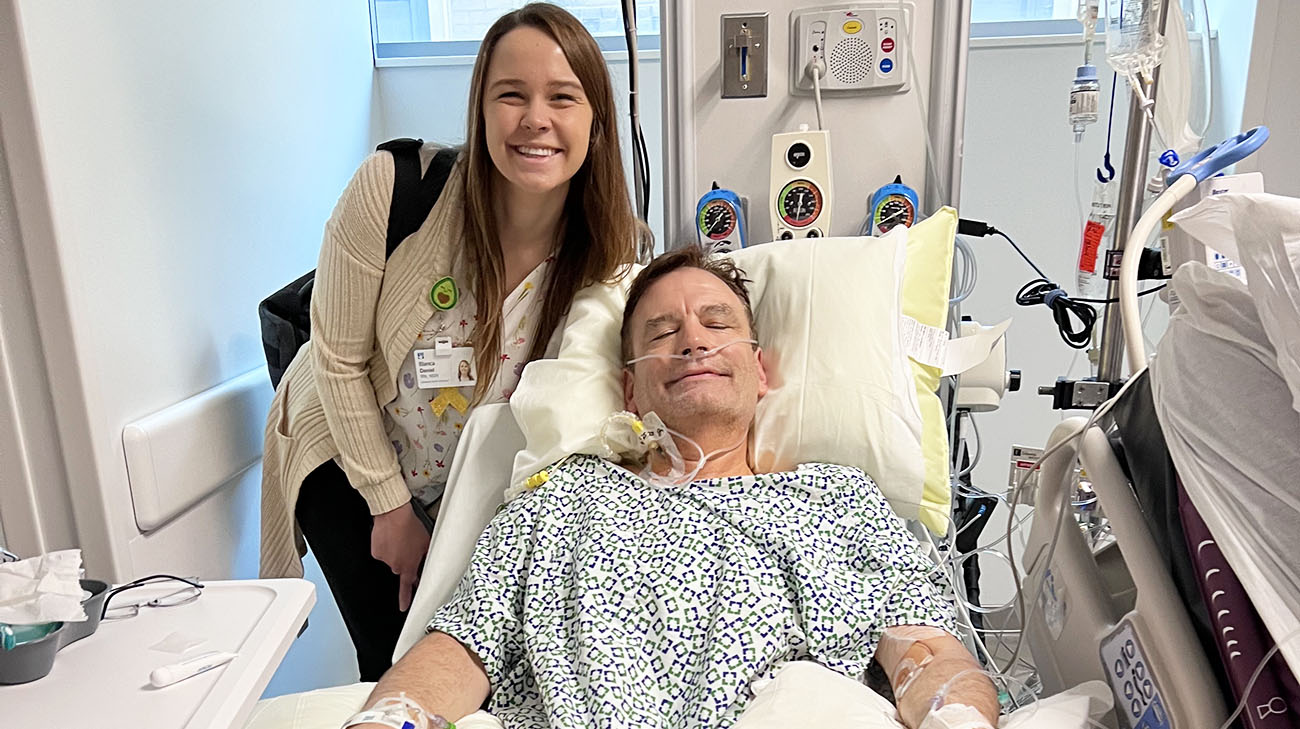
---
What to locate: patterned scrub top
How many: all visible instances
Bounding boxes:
[384,258,552,509]
[427,454,956,728]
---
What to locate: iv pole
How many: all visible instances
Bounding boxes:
[1095,0,1174,382]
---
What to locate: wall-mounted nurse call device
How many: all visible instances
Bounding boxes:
[696,183,747,253]
[791,4,910,95]
[770,125,833,240]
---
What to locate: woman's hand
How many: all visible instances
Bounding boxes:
[371,504,431,612]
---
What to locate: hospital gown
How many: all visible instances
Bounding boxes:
[427,455,955,728]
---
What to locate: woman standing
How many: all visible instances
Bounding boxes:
[260,4,640,680]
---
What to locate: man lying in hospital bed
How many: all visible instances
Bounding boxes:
[341,246,998,729]
[250,214,1111,729]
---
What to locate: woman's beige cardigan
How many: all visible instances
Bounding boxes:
[260,146,467,579]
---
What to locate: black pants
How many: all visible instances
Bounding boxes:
[295,459,409,681]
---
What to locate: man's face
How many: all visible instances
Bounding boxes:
[622,268,768,432]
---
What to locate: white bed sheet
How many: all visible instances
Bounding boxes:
[394,403,524,660]
[244,666,1111,729]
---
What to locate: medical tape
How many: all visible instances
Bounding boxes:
[894,653,934,701]
[597,410,746,488]
[641,420,746,488]
[623,337,758,366]
[877,625,950,701]
[917,702,995,729]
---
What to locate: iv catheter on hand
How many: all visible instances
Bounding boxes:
[1117,126,1269,371]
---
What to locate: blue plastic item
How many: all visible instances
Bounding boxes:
[869,175,919,235]
[0,622,61,651]
[1166,126,1270,186]
[696,183,746,253]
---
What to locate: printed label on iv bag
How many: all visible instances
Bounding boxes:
[1079,221,1105,273]
[1069,88,1099,119]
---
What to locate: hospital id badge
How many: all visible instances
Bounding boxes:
[412,337,477,389]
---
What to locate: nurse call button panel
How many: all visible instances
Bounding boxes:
[791,3,910,94]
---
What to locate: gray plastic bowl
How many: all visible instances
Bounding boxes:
[0,578,109,685]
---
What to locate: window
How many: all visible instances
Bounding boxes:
[970,0,1094,37]
[972,0,1080,23]
[373,1,659,52]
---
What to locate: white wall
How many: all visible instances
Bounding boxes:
[1205,0,1258,146]
[960,35,1135,509]
[0,105,78,559]
[1239,0,1298,196]
[0,0,376,695]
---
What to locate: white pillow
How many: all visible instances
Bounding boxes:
[510,231,927,518]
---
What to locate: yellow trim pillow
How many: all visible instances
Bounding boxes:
[901,207,957,534]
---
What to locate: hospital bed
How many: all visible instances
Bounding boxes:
[246,212,1116,728]
[1019,128,1300,729]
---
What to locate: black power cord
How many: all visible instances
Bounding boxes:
[958,218,1167,349]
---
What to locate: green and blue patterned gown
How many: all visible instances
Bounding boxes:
[428,454,955,728]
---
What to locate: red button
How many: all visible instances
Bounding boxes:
[882,37,895,52]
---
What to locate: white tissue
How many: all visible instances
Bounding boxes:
[0,549,88,625]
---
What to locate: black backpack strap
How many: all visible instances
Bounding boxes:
[377,139,459,259]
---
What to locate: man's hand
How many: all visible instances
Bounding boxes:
[371,504,431,611]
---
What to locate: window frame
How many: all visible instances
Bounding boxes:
[969,17,1095,39]
[374,33,660,67]
[369,0,660,67]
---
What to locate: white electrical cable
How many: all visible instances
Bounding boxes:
[811,64,825,131]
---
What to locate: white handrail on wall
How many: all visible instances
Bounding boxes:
[122,367,273,532]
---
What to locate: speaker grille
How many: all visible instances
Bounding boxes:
[829,37,873,85]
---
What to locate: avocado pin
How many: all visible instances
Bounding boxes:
[430,276,458,310]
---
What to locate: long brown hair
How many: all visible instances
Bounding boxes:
[461,3,640,402]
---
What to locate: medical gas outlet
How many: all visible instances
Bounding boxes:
[790,4,910,95]
[722,14,768,99]
[770,127,832,240]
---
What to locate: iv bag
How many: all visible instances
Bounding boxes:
[1103,0,1165,79]
[1155,1,1212,160]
